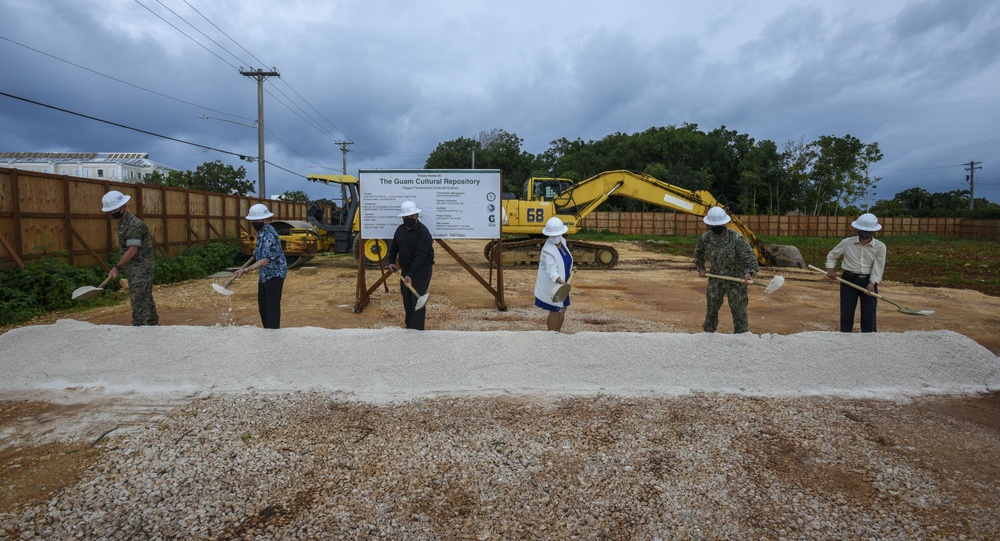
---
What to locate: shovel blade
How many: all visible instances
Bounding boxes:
[889,300,934,316]
[551,283,572,303]
[763,275,785,295]
[212,283,235,296]
[414,293,429,311]
[71,286,103,301]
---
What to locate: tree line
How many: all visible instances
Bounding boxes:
[425,126,999,218]
[147,126,998,218]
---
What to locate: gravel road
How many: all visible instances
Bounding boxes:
[1,320,999,539]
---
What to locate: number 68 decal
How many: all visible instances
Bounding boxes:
[527,208,545,222]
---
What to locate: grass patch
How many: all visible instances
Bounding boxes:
[575,231,1000,297]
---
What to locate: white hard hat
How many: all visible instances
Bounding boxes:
[703,206,732,226]
[542,217,569,236]
[245,203,274,220]
[101,190,131,212]
[852,213,882,232]
[398,201,422,217]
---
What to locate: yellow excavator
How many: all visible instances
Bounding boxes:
[486,169,806,268]
[240,174,390,268]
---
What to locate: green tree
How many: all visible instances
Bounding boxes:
[801,135,882,216]
[737,139,785,215]
[892,187,933,213]
[425,136,479,169]
[855,142,883,211]
[425,129,536,194]
[780,137,814,214]
[279,190,311,203]
[188,161,254,195]
[144,161,253,195]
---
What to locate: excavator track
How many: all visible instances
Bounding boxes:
[484,238,619,268]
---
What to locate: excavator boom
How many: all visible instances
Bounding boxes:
[491,170,805,268]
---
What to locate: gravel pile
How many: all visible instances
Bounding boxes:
[1,320,997,400]
[1,320,999,539]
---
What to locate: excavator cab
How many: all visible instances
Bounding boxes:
[525,178,574,201]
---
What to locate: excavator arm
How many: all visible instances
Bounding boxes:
[550,170,776,266]
[492,169,805,268]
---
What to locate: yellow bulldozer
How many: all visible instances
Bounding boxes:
[486,169,806,268]
[240,174,390,268]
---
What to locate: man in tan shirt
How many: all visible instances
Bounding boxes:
[825,213,887,332]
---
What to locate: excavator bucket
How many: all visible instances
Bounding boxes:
[765,244,807,269]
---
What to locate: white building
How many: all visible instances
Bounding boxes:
[0,152,175,182]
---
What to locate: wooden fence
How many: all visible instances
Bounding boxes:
[581,211,1000,240]
[0,167,309,268]
[3,167,997,269]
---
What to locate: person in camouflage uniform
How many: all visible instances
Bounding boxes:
[102,190,158,326]
[694,206,759,334]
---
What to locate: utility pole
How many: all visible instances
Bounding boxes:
[336,141,353,175]
[965,160,982,210]
[240,67,280,198]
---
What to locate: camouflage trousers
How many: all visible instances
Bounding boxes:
[703,279,749,334]
[127,274,159,326]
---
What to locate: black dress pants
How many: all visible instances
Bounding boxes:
[258,276,284,329]
[401,268,432,330]
[839,271,877,332]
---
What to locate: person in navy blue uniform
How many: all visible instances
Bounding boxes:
[387,201,434,330]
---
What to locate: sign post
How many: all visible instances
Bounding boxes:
[353,169,506,312]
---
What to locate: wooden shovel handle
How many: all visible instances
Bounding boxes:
[223,256,256,288]
[807,264,881,298]
[705,273,758,286]
[393,267,421,296]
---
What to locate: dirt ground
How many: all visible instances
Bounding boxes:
[47,239,1000,351]
[2,239,999,530]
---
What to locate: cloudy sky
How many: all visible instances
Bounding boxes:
[2,0,999,203]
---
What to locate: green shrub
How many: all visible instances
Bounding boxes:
[153,242,245,284]
[0,259,103,326]
[0,242,246,326]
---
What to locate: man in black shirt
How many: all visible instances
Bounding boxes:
[387,201,434,330]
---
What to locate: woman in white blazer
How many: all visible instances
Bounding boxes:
[534,217,575,332]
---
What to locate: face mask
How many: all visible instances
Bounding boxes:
[252,221,265,232]
[710,225,727,235]
[858,230,873,240]
[403,217,417,229]
[546,235,564,245]
[111,209,125,219]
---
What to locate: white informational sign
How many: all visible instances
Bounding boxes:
[359,169,502,240]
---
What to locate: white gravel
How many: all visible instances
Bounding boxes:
[3,320,1000,539]
[1,319,997,401]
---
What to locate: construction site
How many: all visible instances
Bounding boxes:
[2,237,999,539]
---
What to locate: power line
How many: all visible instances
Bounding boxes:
[2,33,328,172]
[0,35,254,122]
[0,90,305,179]
[873,163,970,172]
[140,0,384,171]
[131,0,240,71]
[169,0,379,169]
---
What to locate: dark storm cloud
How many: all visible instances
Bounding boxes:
[2,0,999,201]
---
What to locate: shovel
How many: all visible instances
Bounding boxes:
[550,273,573,303]
[72,275,114,301]
[705,273,785,295]
[212,256,255,297]
[807,265,934,316]
[393,268,429,310]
